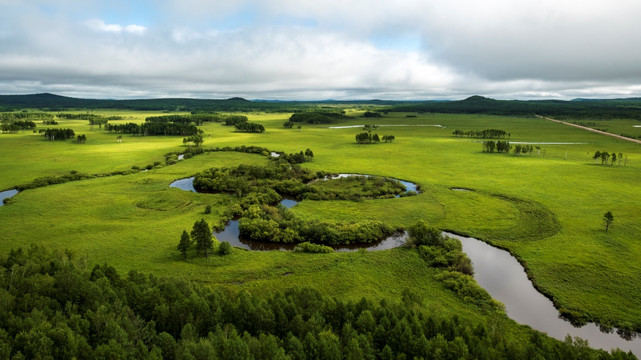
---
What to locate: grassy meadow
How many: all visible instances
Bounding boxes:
[1,109,641,337]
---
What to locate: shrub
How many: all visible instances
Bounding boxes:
[219,241,232,255]
[293,242,334,253]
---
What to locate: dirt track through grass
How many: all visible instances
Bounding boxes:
[538,115,641,144]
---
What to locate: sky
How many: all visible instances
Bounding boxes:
[1,0,641,100]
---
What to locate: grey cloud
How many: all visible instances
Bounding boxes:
[1,0,641,99]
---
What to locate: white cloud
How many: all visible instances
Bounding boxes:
[1,0,641,99]
[84,19,146,34]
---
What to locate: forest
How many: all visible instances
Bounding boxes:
[1,245,633,360]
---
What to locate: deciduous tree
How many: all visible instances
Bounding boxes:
[603,211,614,232]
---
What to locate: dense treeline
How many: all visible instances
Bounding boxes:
[0,93,306,112]
[481,141,541,156]
[289,111,350,124]
[104,122,201,136]
[235,122,265,133]
[42,128,75,141]
[57,113,122,121]
[0,245,633,359]
[1,111,54,121]
[239,213,395,245]
[481,141,512,153]
[223,115,249,126]
[391,95,641,120]
[147,115,208,125]
[0,120,37,133]
[453,129,509,139]
[362,111,382,118]
[5,93,641,120]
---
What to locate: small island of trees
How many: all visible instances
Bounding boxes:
[190,162,415,245]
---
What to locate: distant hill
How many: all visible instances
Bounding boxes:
[0,93,300,112]
[2,93,641,119]
[0,93,423,112]
[390,95,641,120]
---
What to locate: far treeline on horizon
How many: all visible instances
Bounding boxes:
[2,93,641,120]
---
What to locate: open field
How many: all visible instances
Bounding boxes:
[1,110,641,342]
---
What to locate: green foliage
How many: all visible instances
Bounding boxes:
[218,241,232,255]
[435,271,501,311]
[603,211,614,232]
[293,242,334,253]
[593,150,625,166]
[235,121,266,133]
[195,164,404,245]
[408,220,444,247]
[223,115,249,126]
[418,239,474,275]
[0,119,37,132]
[177,230,191,259]
[289,111,349,124]
[392,94,641,120]
[191,219,214,258]
[41,128,75,141]
[182,133,204,147]
[0,246,630,360]
[482,140,511,153]
[105,122,201,136]
[1,107,641,338]
[453,128,509,138]
[363,111,382,118]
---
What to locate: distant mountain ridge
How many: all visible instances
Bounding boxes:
[390,95,641,120]
[0,93,292,112]
[0,93,421,111]
[1,93,641,119]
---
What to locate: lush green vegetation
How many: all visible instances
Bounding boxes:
[1,106,641,356]
[289,111,350,124]
[193,163,405,244]
[0,245,633,360]
[391,95,641,120]
[453,128,509,138]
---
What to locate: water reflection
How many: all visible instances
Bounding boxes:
[448,231,640,356]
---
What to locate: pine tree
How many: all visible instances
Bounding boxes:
[191,219,213,258]
[177,230,191,259]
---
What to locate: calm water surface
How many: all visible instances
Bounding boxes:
[0,189,18,206]
[448,232,640,356]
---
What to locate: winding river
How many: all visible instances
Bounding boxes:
[170,176,640,356]
[447,232,640,356]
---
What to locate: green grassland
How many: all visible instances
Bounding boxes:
[1,110,641,337]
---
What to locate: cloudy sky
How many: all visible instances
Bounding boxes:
[1,0,641,100]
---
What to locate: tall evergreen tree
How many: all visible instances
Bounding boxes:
[177,230,191,259]
[191,219,213,258]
